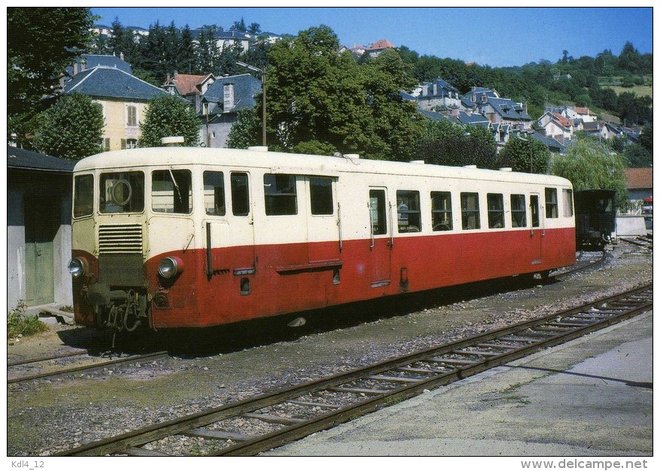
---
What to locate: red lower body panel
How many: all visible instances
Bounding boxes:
[145,228,575,328]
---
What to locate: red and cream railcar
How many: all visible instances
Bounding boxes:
[68,146,576,331]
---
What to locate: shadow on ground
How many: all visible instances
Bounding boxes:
[57,275,548,357]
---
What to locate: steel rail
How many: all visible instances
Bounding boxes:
[8,350,89,367]
[58,283,652,457]
[8,351,169,384]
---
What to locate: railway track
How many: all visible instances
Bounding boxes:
[8,350,169,384]
[619,236,653,250]
[58,283,652,457]
[551,250,608,278]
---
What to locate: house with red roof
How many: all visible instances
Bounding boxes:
[163,72,216,114]
[537,111,575,142]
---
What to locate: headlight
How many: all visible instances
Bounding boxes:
[158,257,182,279]
[68,258,86,278]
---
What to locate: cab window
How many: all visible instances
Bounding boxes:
[74,174,94,217]
[152,170,192,214]
[99,171,144,213]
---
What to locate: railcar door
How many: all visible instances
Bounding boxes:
[368,188,392,287]
[305,176,341,263]
[203,171,255,278]
[530,193,543,265]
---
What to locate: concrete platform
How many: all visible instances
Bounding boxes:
[265,311,653,457]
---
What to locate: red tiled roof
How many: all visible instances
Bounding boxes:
[625,168,653,189]
[550,112,571,129]
[165,73,210,96]
[575,107,593,116]
[367,39,395,51]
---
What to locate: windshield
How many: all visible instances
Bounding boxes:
[99,171,145,213]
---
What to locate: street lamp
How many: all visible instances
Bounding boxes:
[236,61,266,147]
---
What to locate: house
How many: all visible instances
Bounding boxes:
[462,88,532,130]
[163,72,216,114]
[92,24,149,43]
[574,106,597,123]
[415,79,462,112]
[199,73,262,148]
[64,66,169,151]
[625,168,653,203]
[61,54,132,90]
[600,122,624,141]
[537,111,574,142]
[192,28,251,53]
[7,146,74,310]
[365,39,395,57]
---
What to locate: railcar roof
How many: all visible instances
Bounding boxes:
[74,147,571,186]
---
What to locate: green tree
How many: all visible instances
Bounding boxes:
[140,95,201,147]
[227,109,261,149]
[414,120,499,168]
[8,7,95,146]
[623,144,652,168]
[33,93,104,160]
[550,135,628,209]
[498,135,550,173]
[263,26,423,160]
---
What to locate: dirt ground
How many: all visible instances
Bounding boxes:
[6,243,653,456]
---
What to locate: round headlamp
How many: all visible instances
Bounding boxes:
[68,258,86,278]
[158,257,182,279]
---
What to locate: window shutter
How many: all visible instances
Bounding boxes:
[121,139,126,150]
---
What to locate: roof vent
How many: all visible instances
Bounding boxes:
[247,146,268,152]
[410,160,425,164]
[161,136,184,146]
[499,167,513,172]
[344,153,360,159]
[463,165,477,169]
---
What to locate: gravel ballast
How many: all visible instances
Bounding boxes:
[7,244,652,456]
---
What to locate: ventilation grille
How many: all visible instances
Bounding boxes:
[98,224,143,254]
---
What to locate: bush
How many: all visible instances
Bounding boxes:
[8,301,48,340]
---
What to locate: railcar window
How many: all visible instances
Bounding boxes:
[152,170,192,214]
[563,189,574,217]
[231,173,250,216]
[487,193,505,228]
[99,171,144,213]
[530,195,540,228]
[74,174,94,217]
[510,194,527,228]
[369,189,387,235]
[310,177,334,215]
[264,174,297,215]
[203,171,226,216]
[545,188,559,218]
[431,191,453,231]
[397,190,421,232]
[461,192,480,230]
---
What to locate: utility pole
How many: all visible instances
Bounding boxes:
[237,61,266,146]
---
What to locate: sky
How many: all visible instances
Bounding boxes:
[90,5,653,67]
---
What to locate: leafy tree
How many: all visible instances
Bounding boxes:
[414,120,499,168]
[195,25,221,73]
[8,7,95,146]
[550,135,628,210]
[639,123,652,154]
[498,135,550,173]
[247,22,261,35]
[227,109,261,149]
[263,26,423,160]
[140,95,200,147]
[623,144,652,168]
[178,25,197,74]
[33,93,104,160]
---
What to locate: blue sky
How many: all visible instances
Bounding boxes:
[92,7,653,67]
